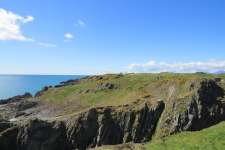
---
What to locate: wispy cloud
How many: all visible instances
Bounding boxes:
[127,60,225,73]
[75,19,86,27]
[38,42,57,48]
[22,16,34,23]
[0,8,34,41]
[64,32,73,41]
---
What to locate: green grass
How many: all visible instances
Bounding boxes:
[38,73,225,114]
[39,74,158,103]
[145,121,225,150]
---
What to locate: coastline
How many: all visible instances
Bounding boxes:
[0,75,86,100]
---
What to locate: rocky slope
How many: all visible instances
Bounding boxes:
[155,79,225,137]
[0,73,225,150]
[0,99,164,150]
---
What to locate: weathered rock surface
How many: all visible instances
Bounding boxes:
[0,100,164,150]
[0,96,38,120]
[0,127,18,150]
[17,119,68,150]
[0,92,39,121]
[155,79,225,137]
[0,120,12,133]
[96,83,116,90]
[66,100,164,149]
[0,93,32,105]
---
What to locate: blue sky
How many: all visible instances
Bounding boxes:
[0,0,225,74]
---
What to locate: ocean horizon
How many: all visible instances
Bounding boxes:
[0,75,85,99]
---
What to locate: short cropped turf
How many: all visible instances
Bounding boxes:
[145,121,225,150]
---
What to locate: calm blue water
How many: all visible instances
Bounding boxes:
[0,75,84,99]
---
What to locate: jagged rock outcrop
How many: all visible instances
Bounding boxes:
[0,120,12,133]
[0,100,165,150]
[0,93,32,105]
[66,100,164,149]
[96,83,116,90]
[155,79,225,137]
[0,94,38,120]
[0,127,18,150]
[0,119,69,150]
[17,119,68,150]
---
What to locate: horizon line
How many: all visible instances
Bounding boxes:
[0,72,223,76]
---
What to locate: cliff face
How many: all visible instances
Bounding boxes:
[66,100,164,149]
[0,100,164,150]
[155,79,225,137]
[0,75,225,150]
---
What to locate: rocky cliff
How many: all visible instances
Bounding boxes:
[0,100,164,150]
[155,79,225,137]
[0,74,225,150]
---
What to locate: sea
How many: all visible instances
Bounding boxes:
[0,75,85,100]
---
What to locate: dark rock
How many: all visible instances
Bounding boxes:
[15,112,27,118]
[60,79,79,86]
[0,120,12,133]
[0,127,18,150]
[35,86,50,97]
[66,108,99,150]
[0,93,32,105]
[66,100,165,149]
[96,108,123,146]
[17,101,38,111]
[97,83,116,90]
[214,78,222,82]
[54,84,64,88]
[54,77,84,88]
[17,119,68,150]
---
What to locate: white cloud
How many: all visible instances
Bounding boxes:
[23,16,34,23]
[127,60,225,73]
[38,42,57,48]
[77,19,86,27]
[64,33,73,41]
[0,8,34,41]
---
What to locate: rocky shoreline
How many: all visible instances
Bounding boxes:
[0,93,32,105]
